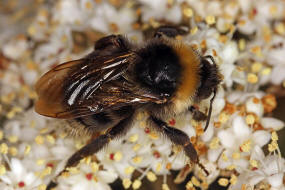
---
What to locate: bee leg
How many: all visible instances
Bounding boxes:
[150,116,209,176]
[47,113,134,190]
[188,106,207,121]
[94,34,129,51]
[154,26,189,38]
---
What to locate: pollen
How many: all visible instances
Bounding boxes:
[40,128,48,133]
[123,178,132,189]
[0,143,8,154]
[156,162,162,172]
[250,159,259,168]
[132,156,142,164]
[28,26,37,36]
[9,146,18,156]
[262,67,271,75]
[124,166,135,174]
[205,15,216,25]
[8,135,18,143]
[191,176,200,187]
[245,114,255,125]
[238,19,246,26]
[46,135,55,144]
[0,165,6,176]
[162,183,170,190]
[227,164,236,170]
[38,184,47,190]
[251,62,262,73]
[186,181,194,189]
[275,23,285,35]
[221,153,228,161]
[219,112,229,123]
[132,179,142,189]
[24,144,31,155]
[247,73,258,84]
[252,97,260,104]
[166,162,172,170]
[6,110,16,119]
[132,144,141,151]
[250,46,263,57]
[269,5,278,15]
[147,171,157,182]
[85,1,93,9]
[40,167,52,178]
[128,134,139,143]
[37,159,45,165]
[240,140,252,152]
[230,174,237,185]
[114,151,123,161]
[35,135,45,144]
[218,178,229,186]
[238,39,246,51]
[210,137,220,149]
[268,141,278,152]
[148,132,159,140]
[91,162,99,172]
[190,26,198,36]
[232,152,240,160]
[83,156,91,164]
[183,7,193,17]
[271,131,278,141]
[262,94,277,113]
[66,167,79,174]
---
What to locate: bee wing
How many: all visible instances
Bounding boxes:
[35,52,166,119]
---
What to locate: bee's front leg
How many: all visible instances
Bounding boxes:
[188,106,207,121]
[149,115,209,175]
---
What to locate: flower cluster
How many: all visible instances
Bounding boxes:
[0,0,285,190]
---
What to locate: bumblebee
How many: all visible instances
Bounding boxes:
[35,26,222,189]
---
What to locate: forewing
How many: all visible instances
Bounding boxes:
[35,52,166,119]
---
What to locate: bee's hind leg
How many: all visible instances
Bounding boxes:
[47,113,134,190]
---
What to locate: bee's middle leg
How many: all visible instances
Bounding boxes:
[94,34,128,51]
[47,113,134,190]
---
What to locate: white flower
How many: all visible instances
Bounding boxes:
[96,138,135,179]
[59,163,117,190]
[216,116,271,173]
[0,158,42,189]
[231,146,285,189]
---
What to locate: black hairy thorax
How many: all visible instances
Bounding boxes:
[134,41,182,97]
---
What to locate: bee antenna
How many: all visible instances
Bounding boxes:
[204,88,217,132]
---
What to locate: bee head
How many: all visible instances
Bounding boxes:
[195,57,222,101]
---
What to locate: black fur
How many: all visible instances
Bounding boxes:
[135,40,182,96]
[75,112,112,127]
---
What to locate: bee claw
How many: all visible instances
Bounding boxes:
[46,181,58,190]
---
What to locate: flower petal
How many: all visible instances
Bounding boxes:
[261,117,285,130]
[252,130,271,147]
